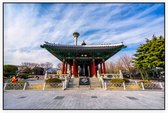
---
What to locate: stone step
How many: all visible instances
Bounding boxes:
[68,78,79,88]
[90,78,102,87]
[67,77,102,89]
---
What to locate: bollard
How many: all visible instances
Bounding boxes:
[159,82,163,89]
[43,82,46,90]
[64,80,67,89]
[62,81,65,90]
[100,77,104,88]
[23,82,27,90]
[4,83,7,90]
[104,81,107,90]
[123,82,126,90]
[102,80,104,89]
[141,82,145,90]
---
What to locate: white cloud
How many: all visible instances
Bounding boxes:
[4,4,164,66]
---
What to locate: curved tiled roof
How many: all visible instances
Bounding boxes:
[40,41,126,64]
[41,41,125,48]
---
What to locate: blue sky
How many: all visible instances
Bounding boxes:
[4,3,164,67]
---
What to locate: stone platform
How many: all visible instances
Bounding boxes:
[4,90,164,109]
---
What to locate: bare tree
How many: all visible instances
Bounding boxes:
[21,62,53,69]
[40,62,53,69]
[105,54,136,79]
[115,58,125,72]
[120,54,135,79]
[21,62,38,68]
[106,62,116,73]
[106,59,125,74]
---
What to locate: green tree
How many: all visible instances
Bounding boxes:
[22,67,32,74]
[32,67,44,75]
[134,35,165,80]
[18,73,29,79]
[3,65,18,78]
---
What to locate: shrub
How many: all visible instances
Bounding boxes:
[32,67,44,75]
[4,65,18,78]
[28,75,34,78]
[45,78,62,83]
[18,73,29,79]
[110,78,130,83]
[22,67,32,74]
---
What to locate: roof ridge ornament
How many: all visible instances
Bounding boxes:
[81,40,86,45]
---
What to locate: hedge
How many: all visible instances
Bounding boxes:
[45,78,62,83]
[110,78,130,83]
[138,80,151,83]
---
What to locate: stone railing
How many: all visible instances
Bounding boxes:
[106,82,124,90]
[102,80,164,90]
[4,83,25,90]
[26,83,43,90]
[100,70,123,79]
[47,74,69,79]
[45,83,63,90]
[3,76,70,91]
[4,78,164,91]
[98,76,104,88]
[142,82,163,90]
[102,74,123,79]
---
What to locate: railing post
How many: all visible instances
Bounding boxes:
[66,79,68,88]
[102,78,104,89]
[123,82,126,90]
[119,70,123,79]
[159,82,163,89]
[4,83,7,90]
[141,82,145,90]
[100,76,104,88]
[62,81,65,90]
[43,82,46,90]
[64,80,67,89]
[23,82,27,90]
[104,81,107,90]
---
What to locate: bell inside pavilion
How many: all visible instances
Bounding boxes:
[41,32,126,78]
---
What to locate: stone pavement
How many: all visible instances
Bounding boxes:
[3,90,164,110]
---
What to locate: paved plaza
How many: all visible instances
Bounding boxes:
[4,90,164,110]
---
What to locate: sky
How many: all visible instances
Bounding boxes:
[4,3,164,67]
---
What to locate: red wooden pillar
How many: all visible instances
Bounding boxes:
[71,65,73,76]
[69,65,72,75]
[90,64,92,77]
[62,59,65,74]
[103,60,106,74]
[65,63,67,74]
[91,62,93,77]
[92,59,96,77]
[72,59,77,77]
[76,65,78,77]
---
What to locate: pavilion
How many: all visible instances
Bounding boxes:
[41,32,126,78]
